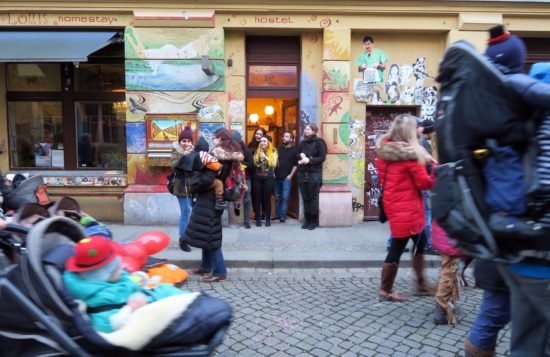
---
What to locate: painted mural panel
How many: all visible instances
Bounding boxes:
[128,153,169,185]
[323,28,351,60]
[199,122,226,149]
[321,123,349,154]
[126,122,146,154]
[322,61,350,92]
[300,32,322,134]
[248,65,298,88]
[125,60,225,91]
[322,92,350,123]
[125,27,224,60]
[126,91,224,122]
[322,154,348,184]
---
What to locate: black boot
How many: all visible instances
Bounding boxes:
[255,219,262,227]
[433,302,448,325]
[301,213,310,229]
[308,214,318,230]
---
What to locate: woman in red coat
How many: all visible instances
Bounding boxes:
[375,114,436,302]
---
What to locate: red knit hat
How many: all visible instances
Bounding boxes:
[178,126,193,143]
[65,236,120,272]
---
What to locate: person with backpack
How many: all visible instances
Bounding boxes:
[252,135,278,227]
[375,114,436,302]
[482,25,550,356]
[170,126,196,246]
[297,123,326,230]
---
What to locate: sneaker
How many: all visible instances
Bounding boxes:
[244,222,251,229]
[279,218,286,223]
[423,247,440,255]
[215,198,228,211]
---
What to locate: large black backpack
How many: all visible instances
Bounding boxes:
[432,41,549,259]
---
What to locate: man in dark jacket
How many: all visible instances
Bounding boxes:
[274,131,298,223]
[478,25,550,357]
[297,123,326,230]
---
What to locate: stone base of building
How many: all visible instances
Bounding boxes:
[124,185,180,225]
[319,185,353,227]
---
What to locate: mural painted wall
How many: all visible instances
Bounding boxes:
[299,32,323,135]
[124,27,225,185]
[349,31,445,221]
[225,31,246,140]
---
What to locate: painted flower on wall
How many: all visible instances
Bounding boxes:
[199,104,223,120]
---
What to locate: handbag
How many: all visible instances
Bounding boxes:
[377,163,390,223]
[166,172,176,194]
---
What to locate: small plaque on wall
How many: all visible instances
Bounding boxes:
[145,114,198,167]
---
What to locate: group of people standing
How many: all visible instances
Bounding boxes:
[170,123,326,282]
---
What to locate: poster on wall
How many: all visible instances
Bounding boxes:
[145,114,198,166]
[363,106,419,220]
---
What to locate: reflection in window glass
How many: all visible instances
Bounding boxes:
[248,65,298,88]
[76,102,127,169]
[76,64,125,92]
[8,102,63,168]
[7,64,61,92]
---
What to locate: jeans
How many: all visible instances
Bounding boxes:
[421,190,432,248]
[199,248,227,277]
[274,178,292,220]
[468,290,511,351]
[298,171,321,216]
[177,196,193,239]
[499,264,550,356]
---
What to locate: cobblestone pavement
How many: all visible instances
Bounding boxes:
[185,268,511,357]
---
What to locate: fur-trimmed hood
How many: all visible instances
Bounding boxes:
[172,141,194,156]
[211,147,244,162]
[375,138,418,162]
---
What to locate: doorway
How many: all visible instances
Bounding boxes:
[245,36,301,220]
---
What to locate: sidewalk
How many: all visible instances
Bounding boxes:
[108,220,440,269]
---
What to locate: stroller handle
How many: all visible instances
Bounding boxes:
[4,224,31,235]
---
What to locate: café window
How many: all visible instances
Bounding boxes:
[5,35,126,170]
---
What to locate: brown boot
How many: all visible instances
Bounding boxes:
[378,263,408,302]
[412,255,437,296]
[464,338,496,357]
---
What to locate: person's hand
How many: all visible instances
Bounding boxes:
[285,175,292,181]
[127,292,148,311]
[373,63,379,69]
[0,218,6,230]
[359,64,367,71]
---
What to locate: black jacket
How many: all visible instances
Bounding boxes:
[296,135,327,175]
[473,260,509,292]
[184,188,223,250]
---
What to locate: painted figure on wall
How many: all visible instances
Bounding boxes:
[355,35,389,83]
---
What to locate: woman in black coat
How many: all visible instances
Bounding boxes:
[296,123,327,230]
[182,137,226,283]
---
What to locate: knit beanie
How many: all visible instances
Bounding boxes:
[485,25,526,74]
[178,126,193,142]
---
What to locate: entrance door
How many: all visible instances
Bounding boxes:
[363,106,419,221]
[246,36,300,220]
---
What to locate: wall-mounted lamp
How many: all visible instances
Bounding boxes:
[249,113,259,124]
[201,55,214,76]
[264,105,274,115]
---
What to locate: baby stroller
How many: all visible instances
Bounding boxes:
[0,217,232,356]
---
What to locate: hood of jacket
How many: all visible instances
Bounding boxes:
[375,138,418,162]
[172,141,194,155]
[211,146,244,161]
[194,137,209,152]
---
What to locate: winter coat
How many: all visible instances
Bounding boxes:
[473,260,509,292]
[170,138,212,196]
[63,269,186,333]
[375,139,435,238]
[211,146,244,182]
[183,188,223,250]
[431,219,464,257]
[296,135,327,175]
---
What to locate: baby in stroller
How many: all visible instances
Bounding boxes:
[63,235,190,333]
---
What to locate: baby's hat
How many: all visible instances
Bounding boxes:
[66,236,121,280]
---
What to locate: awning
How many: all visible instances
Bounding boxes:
[0,31,117,63]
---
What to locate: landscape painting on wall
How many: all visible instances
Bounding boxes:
[145,114,198,151]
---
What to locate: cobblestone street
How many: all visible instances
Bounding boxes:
[185,268,511,356]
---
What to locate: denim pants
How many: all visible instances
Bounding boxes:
[177,196,193,239]
[200,248,227,277]
[421,190,432,247]
[468,290,511,351]
[498,264,550,356]
[274,178,292,220]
